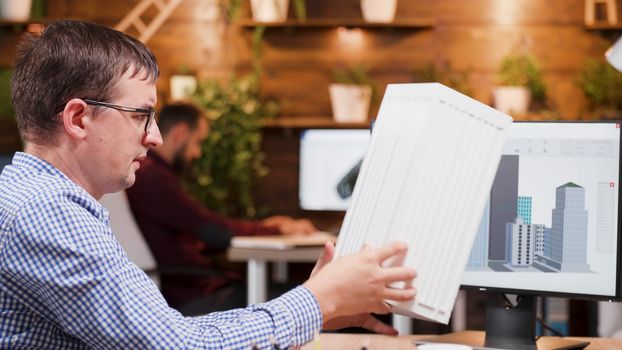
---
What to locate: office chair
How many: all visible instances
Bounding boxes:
[100,191,225,291]
[100,190,161,287]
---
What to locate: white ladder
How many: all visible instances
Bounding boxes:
[115,0,183,43]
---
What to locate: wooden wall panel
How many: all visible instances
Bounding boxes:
[47,0,133,21]
[259,30,435,71]
[434,0,582,24]
[0,34,23,67]
[41,0,612,119]
[257,28,436,117]
[253,128,299,215]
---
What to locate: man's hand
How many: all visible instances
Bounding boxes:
[308,242,401,335]
[262,215,317,235]
[304,241,417,328]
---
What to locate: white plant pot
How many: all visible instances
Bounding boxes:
[170,75,197,102]
[329,84,372,123]
[0,0,32,21]
[492,86,531,115]
[250,0,290,22]
[361,0,398,23]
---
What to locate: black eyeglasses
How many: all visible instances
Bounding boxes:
[83,99,156,133]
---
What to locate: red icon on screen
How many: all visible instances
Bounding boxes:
[617,123,620,128]
[611,182,615,188]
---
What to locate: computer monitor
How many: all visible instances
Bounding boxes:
[299,129,370,211]
[460,121,622,349]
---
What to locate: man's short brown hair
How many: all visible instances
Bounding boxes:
[11,20,159,144]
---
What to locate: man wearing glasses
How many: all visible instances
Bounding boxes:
[0,20,417,349]
[83,99,157,134]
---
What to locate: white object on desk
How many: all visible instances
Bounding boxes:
[417,344,473,350]
[232,232,337,298]
[228,244,326,305]
[334,83,512,325]
[231,232,336,250]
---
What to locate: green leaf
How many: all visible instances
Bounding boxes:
[579,58,622,112]
[0,69,14,119]
[293,0,306,21]
[412,63,473,97]
[497,53,547,102]
[185,72,278,218]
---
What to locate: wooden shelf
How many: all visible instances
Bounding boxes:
[261,116,371,129]
[0,19,45,33]
[585,23,622,30]
[260,114,571,128]
[235,18,436,29]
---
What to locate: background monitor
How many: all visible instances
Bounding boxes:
[0,153,13,171]
[299,129,370,211]
[460,121,621,349]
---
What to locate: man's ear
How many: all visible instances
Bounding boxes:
[167,123,190,145]
[62,98,90,140]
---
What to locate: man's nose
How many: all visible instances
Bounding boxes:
[144,121,163,148]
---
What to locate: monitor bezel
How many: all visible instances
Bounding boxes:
[460,120,622,302]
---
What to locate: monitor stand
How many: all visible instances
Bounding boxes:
[417,293,590,350]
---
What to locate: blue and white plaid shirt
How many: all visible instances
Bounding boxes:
[0,152,322,349]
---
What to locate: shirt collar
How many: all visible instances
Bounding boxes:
[13,151,109,222]
[13,151,69,179]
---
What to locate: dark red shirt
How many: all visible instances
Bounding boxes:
[126,152,278,306]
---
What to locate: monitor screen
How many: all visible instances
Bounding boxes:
[462,121,621,300]
[299,129,370,211]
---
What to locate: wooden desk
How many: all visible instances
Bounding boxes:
[301,332,622,350]
[227,245,324,304]
[227,243,414,335]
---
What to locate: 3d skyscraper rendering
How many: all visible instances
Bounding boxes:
[506,217,535,267]
[518,196,532,224]
[547,183,590,272]
[468,200,490,269]
[489,155,519,261]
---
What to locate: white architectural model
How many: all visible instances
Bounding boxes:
[334,83,512,324]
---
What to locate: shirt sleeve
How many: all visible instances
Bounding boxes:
[1,190,321,349]
[127,161,279,246]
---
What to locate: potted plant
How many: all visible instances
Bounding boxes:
[249,0,305,22]
[579,58,622,119]
[0,0,32,21]
[361,0,398,23]
[493,53,546,115]
[188,73,277,218]
[329,64,376,123]
[412,62,472,97]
